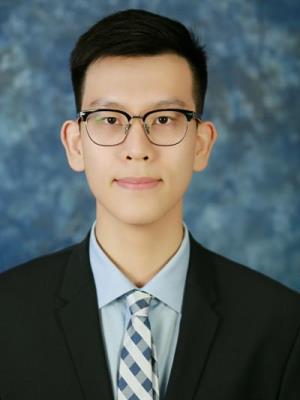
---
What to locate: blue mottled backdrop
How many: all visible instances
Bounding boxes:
[0,0,299,292]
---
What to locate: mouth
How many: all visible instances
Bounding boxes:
[114,177,162,190]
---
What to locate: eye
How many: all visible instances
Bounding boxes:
[155,116,172,125]
[93,115,122,125]
[104,117,118,125]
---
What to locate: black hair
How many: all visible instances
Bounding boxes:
[70,9,207,114]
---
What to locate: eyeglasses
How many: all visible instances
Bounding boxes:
[77,108,202,147]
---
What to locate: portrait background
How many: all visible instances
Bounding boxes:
[0,0,299,292]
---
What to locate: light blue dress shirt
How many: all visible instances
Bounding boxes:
[89,221,190,398]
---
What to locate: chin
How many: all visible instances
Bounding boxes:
[97,198,177,227]
[117,214,162,227]
[111,207,167,227]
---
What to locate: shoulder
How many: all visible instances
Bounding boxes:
[189,234,300,320]
[211,247,299,301]
[0,239,85,303]
[0,243,74,280]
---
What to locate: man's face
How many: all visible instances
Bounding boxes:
[61,54,217,227]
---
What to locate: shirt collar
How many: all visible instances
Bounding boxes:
[89,221,190,313]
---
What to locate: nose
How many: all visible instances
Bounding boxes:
[122,117,153,161]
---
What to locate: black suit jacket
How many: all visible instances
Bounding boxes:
[0,231,300,400]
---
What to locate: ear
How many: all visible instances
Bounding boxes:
[193,120,218,172]
[60,120,85,172]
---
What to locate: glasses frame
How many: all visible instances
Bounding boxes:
[77,108,202,147]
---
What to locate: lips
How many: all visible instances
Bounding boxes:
[114,177,161,190]
[116,177,160,184]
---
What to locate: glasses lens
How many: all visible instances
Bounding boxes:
[145,110,188,145]
[86,111,127,145]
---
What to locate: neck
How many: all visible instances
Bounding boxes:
[94,202,184,287]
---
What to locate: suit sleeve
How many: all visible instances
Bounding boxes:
[278,325,300,399]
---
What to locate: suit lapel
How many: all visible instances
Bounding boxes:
[164,233,220,400]
[57,234,114,400]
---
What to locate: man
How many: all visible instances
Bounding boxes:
[0,8,299,400]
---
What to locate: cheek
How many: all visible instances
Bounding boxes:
[82,145,111,197]
[171,139,196,175]
[164,144,196,195]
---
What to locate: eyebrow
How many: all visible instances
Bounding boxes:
[86,97,188,110]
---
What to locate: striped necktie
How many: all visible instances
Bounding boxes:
[117,290,159,400]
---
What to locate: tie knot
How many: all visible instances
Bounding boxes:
[126,290,152,317]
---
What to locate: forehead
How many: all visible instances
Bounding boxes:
[81,54,195,111]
